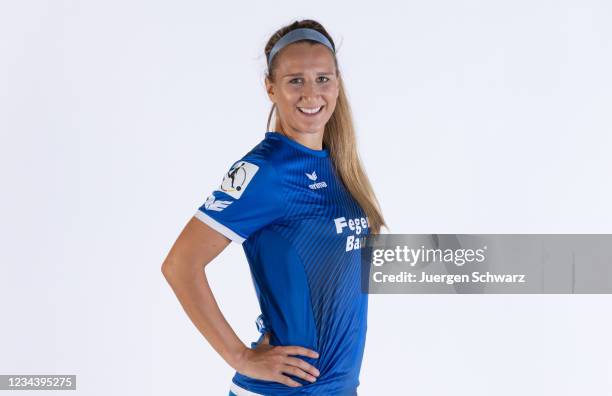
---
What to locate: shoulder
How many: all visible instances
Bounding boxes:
[220,137,284,199]
[232,135,284,179]
[240,134,284,167]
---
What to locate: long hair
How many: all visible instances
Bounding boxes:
[264,19,386,234]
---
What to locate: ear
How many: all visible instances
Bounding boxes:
[264,76,276,103]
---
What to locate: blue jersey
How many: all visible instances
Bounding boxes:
[195,131,369,395]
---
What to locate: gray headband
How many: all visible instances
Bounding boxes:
[267,27,335,67]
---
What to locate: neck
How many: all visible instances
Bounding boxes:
[277,122,324,151]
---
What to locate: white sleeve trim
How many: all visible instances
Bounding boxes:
[194,210,246,244]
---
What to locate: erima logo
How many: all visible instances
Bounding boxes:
[204,194,232,212]
[306,171,327,190]
[305,171,317,181]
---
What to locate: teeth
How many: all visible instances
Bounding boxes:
[298,106,323,114]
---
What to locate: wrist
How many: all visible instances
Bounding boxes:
[228,345,249,372]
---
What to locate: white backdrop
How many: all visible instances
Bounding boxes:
[1,1,611,395]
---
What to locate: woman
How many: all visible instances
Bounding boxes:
[162,19,386,395]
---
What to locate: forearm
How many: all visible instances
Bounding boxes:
[163,262,247,369]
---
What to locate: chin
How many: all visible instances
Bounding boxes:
[297,118,330,130]
[298,124,326,133]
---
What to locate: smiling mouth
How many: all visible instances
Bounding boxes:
[297,105,324,115]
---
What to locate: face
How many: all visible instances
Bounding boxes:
[265,42,340,137]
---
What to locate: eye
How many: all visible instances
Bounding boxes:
[318,76,330,83]
[289,78,303,85]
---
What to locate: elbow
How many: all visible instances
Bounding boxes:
[162,250,209,282]
[161,257,177,280]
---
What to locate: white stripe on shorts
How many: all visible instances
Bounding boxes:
[230,382,263,396]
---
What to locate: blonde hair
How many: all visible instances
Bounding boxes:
[264,19,386,234]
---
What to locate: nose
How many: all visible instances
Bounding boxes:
[301,80,319,100]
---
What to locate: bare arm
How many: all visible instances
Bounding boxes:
[161,216,244,367]
[161,216,320,387]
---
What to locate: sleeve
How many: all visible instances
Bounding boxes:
[193,158,285,244]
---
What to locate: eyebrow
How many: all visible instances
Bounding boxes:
[282,72,335,78]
